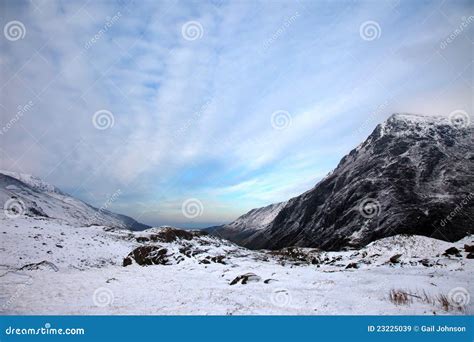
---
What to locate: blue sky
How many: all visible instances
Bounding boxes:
[0,0,472,227]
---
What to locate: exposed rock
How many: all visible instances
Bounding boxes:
[264,279,277,284]
[179,245,206,258]
[345,262,359,269]
[123,245,169,266]
[419,258,434,267]
[20,260,59,272]
[199,255,226,264]
[268,247,321,265]
[466,252,474,259]
[122,228,252,267]
[443,247,461,257]
[229,273,261,285]
[464,244,474,253]
[149,227,195,243]
[389,254,402,263]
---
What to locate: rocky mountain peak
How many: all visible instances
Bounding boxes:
[208,113,473,251]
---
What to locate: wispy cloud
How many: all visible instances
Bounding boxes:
[0,0,472,227]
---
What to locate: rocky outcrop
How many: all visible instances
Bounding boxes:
[123,227,250,267]
[229,273,261,285]
[123,246,169,266]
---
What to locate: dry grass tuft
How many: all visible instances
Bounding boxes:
[437,294,465,313]
[388,289,465,312]
[389,289,412,305]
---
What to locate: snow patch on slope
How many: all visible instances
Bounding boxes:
[226,201,288,231]
[0,171,149,230]
[0,170,62,194]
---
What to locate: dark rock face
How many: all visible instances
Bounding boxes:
[443,247,462,257]
[199,255,226,264]
[123,246,169,266]
[210,114,474,251]
[389,254,402,264]
[148,227,195,243]
[464,244,474,253]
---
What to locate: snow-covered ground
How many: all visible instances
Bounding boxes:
[1,214,472,315]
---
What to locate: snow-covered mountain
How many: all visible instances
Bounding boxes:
[205,201,287,244]
[209,113,473,250]
[0,170,64,194]
[0,171,149,231]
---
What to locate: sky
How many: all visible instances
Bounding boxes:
[0,0,472,228]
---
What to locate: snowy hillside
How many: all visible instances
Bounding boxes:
[0,170,64,194]
[205,201,287,245]
[0,211,472,315]
[0,171,149,230]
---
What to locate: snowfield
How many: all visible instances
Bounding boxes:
[1,214,472,315]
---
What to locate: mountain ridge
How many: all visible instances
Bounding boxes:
[207,113,473,250]
[0,171,150,231]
